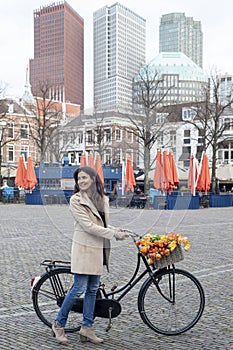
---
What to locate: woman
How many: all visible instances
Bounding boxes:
[52,166,129,344]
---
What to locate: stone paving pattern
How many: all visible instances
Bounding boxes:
[0,204,233,349]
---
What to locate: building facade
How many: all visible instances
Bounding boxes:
[133,52,209,108]
[93,3,146,112]
[217,74,233,108]
[0,97,80,170]
[60,112,139,167]
[159,13,203,68]
[29,1,84,109]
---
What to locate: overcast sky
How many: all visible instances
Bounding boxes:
[0,0,232,110]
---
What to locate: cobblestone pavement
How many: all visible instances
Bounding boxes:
[0,204,232,350]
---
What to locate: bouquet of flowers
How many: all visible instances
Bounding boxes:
[136,232,190,266]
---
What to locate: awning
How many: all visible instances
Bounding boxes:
[216,165,233,181]
[1,166,17,178]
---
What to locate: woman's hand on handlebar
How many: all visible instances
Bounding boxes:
[114,230,130,240]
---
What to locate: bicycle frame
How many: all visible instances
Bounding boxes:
[100,251,156,302]
[98,234,177,306]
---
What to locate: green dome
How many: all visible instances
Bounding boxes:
[144,52,208,82]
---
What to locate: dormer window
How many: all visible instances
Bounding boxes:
[8,104,14,113]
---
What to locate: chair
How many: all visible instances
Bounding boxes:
[156,196,167,210]
[144,196,154,209]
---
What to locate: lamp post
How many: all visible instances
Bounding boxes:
[0,118,7,186]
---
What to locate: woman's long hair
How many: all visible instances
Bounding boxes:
[73,166,105,212]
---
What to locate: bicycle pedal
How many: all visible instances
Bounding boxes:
[105,323,112,332]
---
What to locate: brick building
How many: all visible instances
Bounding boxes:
[29,1,84,109]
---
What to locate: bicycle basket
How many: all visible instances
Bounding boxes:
[154,244,184,269]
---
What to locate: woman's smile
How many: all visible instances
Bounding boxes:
[78,171,93,191]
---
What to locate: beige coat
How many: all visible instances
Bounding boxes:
[69,191,116,275]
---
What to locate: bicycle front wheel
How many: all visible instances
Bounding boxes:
[138,267,205,335]
[32,267,81,332]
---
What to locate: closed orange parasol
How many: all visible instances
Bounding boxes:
[188,155,198,196]
[196,153,211,194]
[15,156,27,188]
[88,153,95,169]
[163,151,174,193]
[80,153,87,167]
[169,151,179,189]
[95,153,104,184]
[154,150,178,194]
[153,150,164,192]
[25,156,37,191]
[124,158,136,193]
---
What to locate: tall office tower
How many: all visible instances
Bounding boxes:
[159,13,203,68]
[29,1,84,109]
[93,3,146,112]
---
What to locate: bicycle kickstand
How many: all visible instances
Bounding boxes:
[105,307,113,332]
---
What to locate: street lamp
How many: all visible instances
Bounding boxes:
[0,118,7,186]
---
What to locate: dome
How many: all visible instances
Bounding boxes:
[143,52,208,82]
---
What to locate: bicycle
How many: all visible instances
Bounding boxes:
[31,231,205,336]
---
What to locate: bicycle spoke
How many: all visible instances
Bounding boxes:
[138,268,205,335]
[32,268,81,332]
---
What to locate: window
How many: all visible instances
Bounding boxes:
[8,145,14,162]
[169,130,176,146]
[21,146,28,161]
[104,149,111,165]
[70,153,75,163]
[157,132,164,145]
[183,129,190,145]
[8,122,14,138]
[127,130,133,143]
[196,146,203,161]
[104,128,111,142]
[70,133,75,144]
[198,129,204,144]
[86,130,93,144]
[77,132,83,144]
[224,118,233,131]
[21,123,29,139]
[115,128,121,141]
[115,149,121,164]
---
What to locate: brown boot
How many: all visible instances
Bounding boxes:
[79,325,103,344]
[52,321,69,343]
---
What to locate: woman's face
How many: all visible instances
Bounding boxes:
[77,171,94,192]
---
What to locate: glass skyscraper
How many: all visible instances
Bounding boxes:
[159,13,203,68]
[93,3,146,112]
[29,1,84,109]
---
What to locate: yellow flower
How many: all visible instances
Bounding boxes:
[169,241,177,252]
[184,243,191,251]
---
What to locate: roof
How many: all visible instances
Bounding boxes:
[0,99,29,115]
[142,52,208,82]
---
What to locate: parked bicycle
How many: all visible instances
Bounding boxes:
[31,231,205,336]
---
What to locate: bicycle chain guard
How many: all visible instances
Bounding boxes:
[71,298,121,319]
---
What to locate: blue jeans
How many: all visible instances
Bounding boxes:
[56,274,100,328]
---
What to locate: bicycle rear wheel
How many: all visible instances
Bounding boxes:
[32,267,81,332]
[138,267,205,335]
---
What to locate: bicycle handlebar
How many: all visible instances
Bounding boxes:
[121,229,141,240]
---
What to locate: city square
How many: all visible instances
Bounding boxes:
[0,203,232,350]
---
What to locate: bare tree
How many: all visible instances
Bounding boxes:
[130,64,173,194]
[26,83,63,162]
[185,69,233,193]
